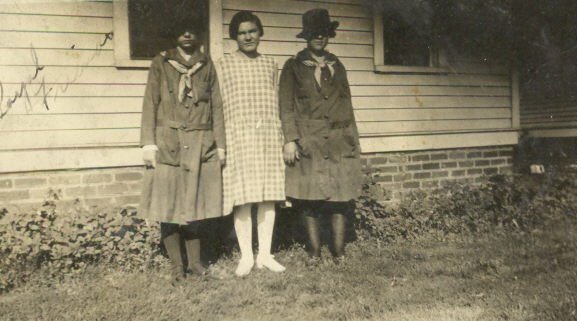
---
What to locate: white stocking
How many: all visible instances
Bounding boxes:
[256,202,276,258]
[234,203,253,261]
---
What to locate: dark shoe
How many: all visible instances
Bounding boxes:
[332,255,346,265]
[305,255,322,268]
[186,263,209,277]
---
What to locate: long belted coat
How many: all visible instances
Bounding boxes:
[279,49,362,202]
[139,48,226,224]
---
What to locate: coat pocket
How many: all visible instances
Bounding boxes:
[340,125,358,158]
[194,80,211,103]
[200,130,217,162]
[296,125,313,158]
[296,87,310,99]
[155,126,180,165]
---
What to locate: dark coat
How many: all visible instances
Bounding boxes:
[139,48,226,223]
[279,49,362,202]
[140,49,225,166]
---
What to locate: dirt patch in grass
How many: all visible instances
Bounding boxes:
[1,217,576,321]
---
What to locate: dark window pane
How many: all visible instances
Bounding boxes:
[383,12,431,67]
[128,0,208,60]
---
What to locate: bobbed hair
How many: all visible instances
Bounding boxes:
[228,10,264,39]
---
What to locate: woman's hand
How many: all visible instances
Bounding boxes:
[283,141,300,165]
[217,148,226,166]
[142,148,157,169]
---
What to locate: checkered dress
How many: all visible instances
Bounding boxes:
[218,52,285,215]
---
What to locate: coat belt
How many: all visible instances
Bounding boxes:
[159,120,211,131]
[296,119,352,129]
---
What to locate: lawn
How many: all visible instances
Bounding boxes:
[1,216,575,321]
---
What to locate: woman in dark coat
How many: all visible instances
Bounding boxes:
[139,17,226,282]
[279,9,362,261]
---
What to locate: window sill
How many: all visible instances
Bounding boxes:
[114,59,151,69]
[374,65,449,74]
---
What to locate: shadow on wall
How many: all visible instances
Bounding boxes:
[515,136,577,173]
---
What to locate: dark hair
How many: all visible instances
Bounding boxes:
[162,17,204,39]
[229,11,264,39]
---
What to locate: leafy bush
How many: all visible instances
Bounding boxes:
[2,170,576,293]
[0,201,163,292]
[355,172,577,243]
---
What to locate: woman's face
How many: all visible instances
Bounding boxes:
[307,34,329,53]
[176,30,200,51]
[236,21,261,54]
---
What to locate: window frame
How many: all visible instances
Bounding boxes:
[373,12,448,74]
[112,0,223,68]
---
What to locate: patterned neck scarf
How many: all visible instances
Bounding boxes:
[298,50,337,87]
[161,49,205,102]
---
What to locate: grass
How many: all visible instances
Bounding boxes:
[1,216,576,321]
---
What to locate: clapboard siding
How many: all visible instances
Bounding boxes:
[358,119,512,135]
[222,10,371,31]
[519,59,577,134]
[0,31,113,50]
[223,0,367,18]
[0,129,138,150]
[0,13,112,33]
[0,148,142,173]
[0,0,515,173]
[2,84,508,98]
[223,40,373,58]
[0,2,111,17]
[0,66,508,86]
[0,49,114,67]
[520,86,577,131]
[224,26,373,44]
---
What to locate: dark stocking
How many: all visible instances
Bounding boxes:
[161,223,185,281]
[182,223,207,276]
[302,208,321,258]
[330,213,346,258]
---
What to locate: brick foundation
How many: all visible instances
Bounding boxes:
[0,145,514,210]
[0,167,144,211]
[363,145,514,202]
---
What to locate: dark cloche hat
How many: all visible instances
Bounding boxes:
[161,16,205,38]
[296,8,339,39]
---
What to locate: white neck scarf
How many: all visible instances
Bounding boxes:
[166,59,204,102]
[300,59,336,87]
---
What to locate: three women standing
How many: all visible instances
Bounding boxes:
[139,18,226,282]
[280,9,363,261]
[139,8,362,280]
[218,11,287,276]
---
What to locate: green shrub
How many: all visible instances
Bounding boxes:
[2,171,576,293]
[0,200,163,292]
[355,172,577,243]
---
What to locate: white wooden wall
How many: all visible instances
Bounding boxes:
[0,0,517,173]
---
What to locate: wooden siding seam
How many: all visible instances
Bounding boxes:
[0,12,111,19]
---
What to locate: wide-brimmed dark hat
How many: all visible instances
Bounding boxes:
[296,8,339,39]
[161,16,205,39]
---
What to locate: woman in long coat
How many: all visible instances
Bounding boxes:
[218,11,286,277]
[139,17,226,282]
[280,9,363,261]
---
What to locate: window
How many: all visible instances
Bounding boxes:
[113,0,211,68]
[373,10,447,73]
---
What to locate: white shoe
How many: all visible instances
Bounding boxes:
[234,258,254,277]
[255,255,286,273]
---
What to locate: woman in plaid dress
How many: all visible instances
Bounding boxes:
[218,11,286,276]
